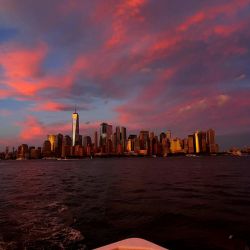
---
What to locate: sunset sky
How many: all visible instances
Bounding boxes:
[0,0,250,150]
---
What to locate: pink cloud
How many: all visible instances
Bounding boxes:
[18,116,45,141]
[178,0,250,32]
[0,42,47,79]
[115,90,250,135]
[14,115,107,147]
[106,0,146,48]
[30,101,92,112]
[0,42,49,98]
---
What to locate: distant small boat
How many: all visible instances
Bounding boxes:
[94,238,168,250]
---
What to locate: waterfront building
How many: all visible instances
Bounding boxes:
[170,138,183,153]
[30,147,42,159]
[127,135,137,152]
[112,132,117,152]
[149,133,158,155]
[206,129,219,153]
[74,145,84,157]
[183,138,188,153]
[115,126,121,148]
[42,140,52,157]
[162,137,169,157]
[160,132,166,143]
[121,127,127,152]
[201,132,207,153]
[188,135,195,153]
[166,130,171,140]
[17,144,29,159]
[64,135,72,146]
[100,123,113,153]
[78,135,83,146]
[94,131,98,151]
[206,129,215,145]
[55,133,63,157]
[62,135,72,158]
[107,139,113,154]
[139,131,149,151]
[134,137,140,153]
[194,131,200,153]
[83,136,92,148]
[72,108,80,146]
[47,134,56,153]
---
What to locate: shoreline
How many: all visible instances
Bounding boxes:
[1,152,249,161]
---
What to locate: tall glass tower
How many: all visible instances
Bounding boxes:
[72,107,79,146]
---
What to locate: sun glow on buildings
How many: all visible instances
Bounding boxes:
[72,109,79,147]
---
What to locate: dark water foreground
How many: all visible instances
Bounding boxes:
[0,156,250,250]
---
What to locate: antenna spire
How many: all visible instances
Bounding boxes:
[74,104,76,113]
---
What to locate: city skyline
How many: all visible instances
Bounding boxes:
[0,0,250,150]
[0,108,249,151]
[1,110,223,159]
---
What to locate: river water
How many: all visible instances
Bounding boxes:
[0,156,250,250]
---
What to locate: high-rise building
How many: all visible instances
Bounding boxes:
[194,131,200,153]
[30,147,42,159]
[162,137,170,157]
[94,131,98,151]
[201,132,207,153]
[72,108,80,146]
[127,135,137,152]
[116,126,121,146]
[149,135,158,155]
[170,138,182,153]
[166,130,171,140]
[183,138,188,153]
[55,133,63,157]
[83,136,92,148]
[188,135,195,153]
[206,129,215,145]
[206,129,219,153]
[194,131,207,153]
[100,122,108,147]
[62,135,72,158]
[17,144,29,159]
[121,127,127,152]
[42,140,52,157]
[160,132,166,143]
[47,134,56,152]
[139,131,149,151]
[100,123,113,153]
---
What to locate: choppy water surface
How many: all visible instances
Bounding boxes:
[0,156,250,250]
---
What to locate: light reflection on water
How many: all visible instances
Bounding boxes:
[0,156,250,250]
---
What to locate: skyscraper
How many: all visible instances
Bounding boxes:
[116,126,121,147]
[207,129,215,145]
[139,131,149,150]
[166,130,171,140]
[100,123,113,153]
[206,129,219,153]
[94,131,98,151]
[55,133,63,157]
[72,107,80,147]
[194,131,200,153]
[47,134,56,152]
[188,135,195,153]
[42,140,52,157]
[121,127,127,152]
